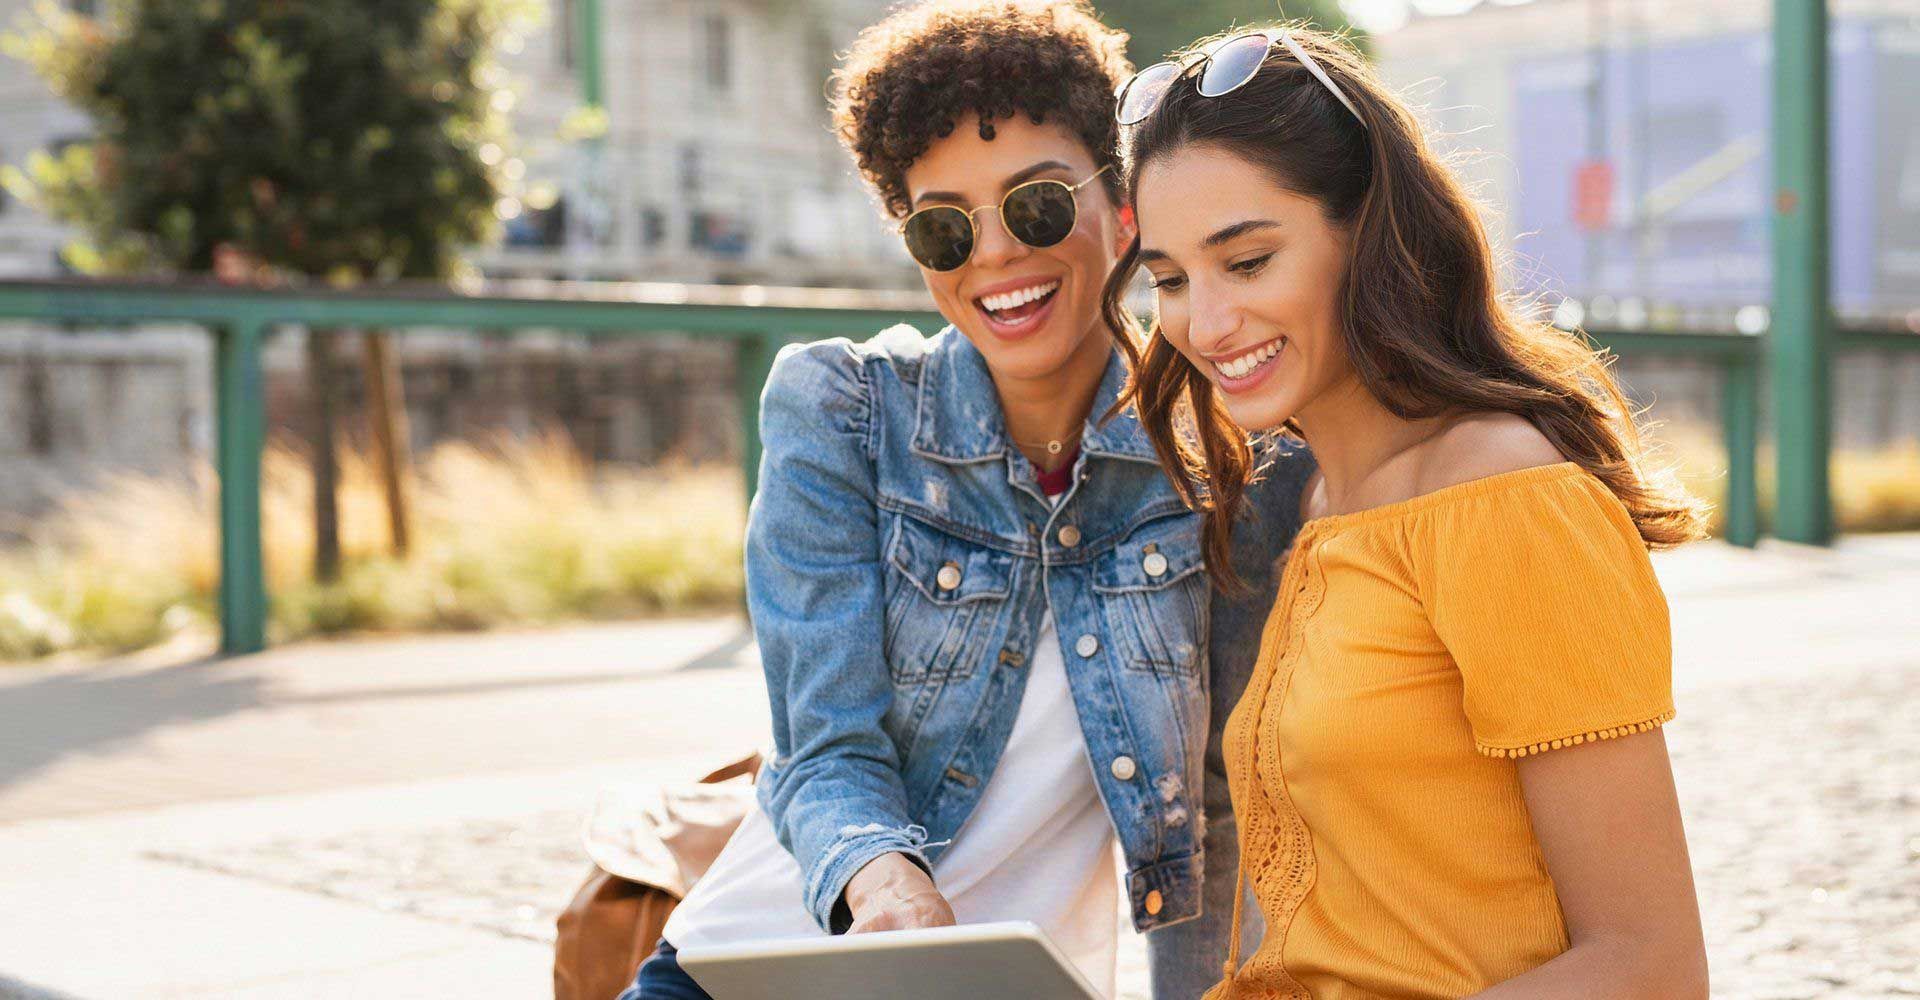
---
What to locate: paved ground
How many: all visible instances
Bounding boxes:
[2,535,1917,999]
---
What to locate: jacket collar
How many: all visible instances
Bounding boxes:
[911,327,1160,466]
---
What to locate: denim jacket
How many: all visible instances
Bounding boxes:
[744,325,1311,965]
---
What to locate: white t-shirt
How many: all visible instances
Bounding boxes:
[663,612,1121,996]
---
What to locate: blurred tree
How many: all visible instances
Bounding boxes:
[1095,0,1359,66]
[4,0,537,579]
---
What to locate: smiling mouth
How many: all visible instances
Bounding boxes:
[974,279,1062,325]
[1210,338,1286,381]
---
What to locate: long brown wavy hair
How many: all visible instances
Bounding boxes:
[1102,24,1707,589]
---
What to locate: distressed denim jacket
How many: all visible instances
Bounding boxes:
[745,325,1311,982]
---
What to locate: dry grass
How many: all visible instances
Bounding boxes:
[3,423,1916,662]
[1647,425,1920,537]
[0,432,743,661]
[1829,443,1920,532]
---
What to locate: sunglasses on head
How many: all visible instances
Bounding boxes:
[898,164,1114,272]
[1115,30,1368,129]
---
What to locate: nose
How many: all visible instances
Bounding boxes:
[1185,279,1244,354]
[968,207,1031,271]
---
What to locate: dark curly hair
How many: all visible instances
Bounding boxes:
[830,0,1134,220]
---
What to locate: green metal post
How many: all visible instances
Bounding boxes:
[576,0,603,108]
[572,0,606,274]
[1770,0,1833,544]
[215,321,268,654]
[736,335,780,502]
[1721,353,1760,548]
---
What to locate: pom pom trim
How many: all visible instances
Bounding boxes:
[1476,709,1676,759]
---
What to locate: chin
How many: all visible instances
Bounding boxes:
[1221,396,1298,434]
[963,322,1092,381]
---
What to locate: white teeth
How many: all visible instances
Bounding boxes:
[978,280,1061,314]
[1212,339,1283,380]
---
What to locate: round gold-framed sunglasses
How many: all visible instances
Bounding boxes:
[898,164,1114,272]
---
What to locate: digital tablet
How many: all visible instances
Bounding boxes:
[674,920,1104,1000]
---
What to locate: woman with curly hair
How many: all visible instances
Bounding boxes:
[1108,23,1710,999]
[618,4,1313,999]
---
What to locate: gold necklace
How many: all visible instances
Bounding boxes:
[1010,425,1084,456]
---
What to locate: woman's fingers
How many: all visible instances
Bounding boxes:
[844,852,954,933]
[847,888,957,933]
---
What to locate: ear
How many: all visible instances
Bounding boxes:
[1113,203,1138,255]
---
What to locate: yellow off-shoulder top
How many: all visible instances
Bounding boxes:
[1208,462,1675,1000]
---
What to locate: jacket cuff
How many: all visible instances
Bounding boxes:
[805,824,935,934]
[1126,849,1205,932]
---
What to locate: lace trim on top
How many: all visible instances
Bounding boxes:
[1207,528,1325,1000]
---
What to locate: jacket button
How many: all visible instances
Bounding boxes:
[1144,889,1163,916]
[936,562,962,590]
[1075,634,1099,658]
[1110,755,1137,780]
[1057,524,1082,548]
[1142,551,1169,577]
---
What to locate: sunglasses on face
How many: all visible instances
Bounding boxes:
[1115,30,1367,129]
[898,164,1114,272]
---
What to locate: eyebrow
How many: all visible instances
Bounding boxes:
[912,160,1078,208]
[1201,219,1283,248]
[1139,219,1284,266]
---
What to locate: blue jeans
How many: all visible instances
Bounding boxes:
[617,940,711,1000]
[1143,809,1266,999]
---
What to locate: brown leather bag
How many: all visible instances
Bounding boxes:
[553,753,761,1000]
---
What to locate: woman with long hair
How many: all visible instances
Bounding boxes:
[621,5,1310,998]
[1105,24,1710,999]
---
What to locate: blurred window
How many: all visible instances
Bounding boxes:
[680,144,703,195]
[690,210,749,259]
[803,25,833,113]
[640,206,666,248]
[557,0,577,69]
[506,196,568,248]
[703,12,732,94]
[1647,106,1726,194]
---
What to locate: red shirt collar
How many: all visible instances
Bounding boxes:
[1036,446,1081,497]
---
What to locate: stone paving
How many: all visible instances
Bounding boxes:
[3,535,1918,999]
[147,810,588,946]
[130,657,1920,999]
[1668,663,1919,999]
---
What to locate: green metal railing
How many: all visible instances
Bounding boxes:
[3,277,1915,656]
[0,277,940,655]
[1587,329,1763,551]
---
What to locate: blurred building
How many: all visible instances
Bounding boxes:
[479,0,918,286]
[0,0,85,279]
[0,0,918,520]
[1358,0,1920,323]
[1353,0,1920,448]
[0,0,914,286]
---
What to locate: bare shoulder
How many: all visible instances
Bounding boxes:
[1413,411,1567,493]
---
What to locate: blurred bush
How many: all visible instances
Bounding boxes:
[1651,426,1920,538]
[4,425,1916,662]
[0,433,743,661]
[1,0,535,280]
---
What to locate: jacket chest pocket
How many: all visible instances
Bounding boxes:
[1091,516,1210,678]
[882,516,1015,685]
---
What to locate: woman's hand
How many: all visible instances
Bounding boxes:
[843,852,957,934]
